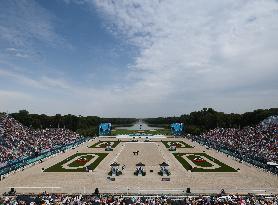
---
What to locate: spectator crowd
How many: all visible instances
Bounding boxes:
[1,113,277,171]
[0,114,82,167]
[0,192,277,205]
[201,124,277,164]
[186,116,278,173]
[1,114,278,204]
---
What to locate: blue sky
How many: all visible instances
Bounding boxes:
[0,0,278,117]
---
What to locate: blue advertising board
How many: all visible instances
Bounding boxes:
[170,123,184,136]
[99,123,112,136]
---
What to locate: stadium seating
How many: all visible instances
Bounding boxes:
[187,118,278,174]
[1,192,277,204]
[0,114,83,167]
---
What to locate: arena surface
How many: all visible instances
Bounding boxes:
[0,137,278,194]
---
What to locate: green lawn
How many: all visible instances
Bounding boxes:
[68,155,95,167]
[90,140,120,148]
[186,154,213,167]
[173,153,237,172]
[162,141,193,148]
[44,153,108,172]
[111,129,171,136]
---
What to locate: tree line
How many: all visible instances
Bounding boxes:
[3,108,278,136]
[144,108,278,134]
[7,110,136,137]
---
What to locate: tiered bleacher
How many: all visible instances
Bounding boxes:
[1,114,278,201]
[261,116,278,128]
[0,114,87,176]
[1,192,277,205]
[188,116,278,174]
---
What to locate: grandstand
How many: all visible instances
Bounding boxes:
[1,0,278,203]
[261,115,278,128]
[1,193,278,204]
[0,113,277,205]
[0,114,278,197]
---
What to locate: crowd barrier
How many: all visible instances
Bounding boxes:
[2,186,277,195]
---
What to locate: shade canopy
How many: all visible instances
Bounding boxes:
[110,162,120,166]
[136,162,145,166]
[160,162,169,166]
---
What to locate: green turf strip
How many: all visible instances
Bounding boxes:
[162,141,193,148]
[90,141,120,148]
[173,153,237,172]
[44,153,108,172]
[111,129,171,136]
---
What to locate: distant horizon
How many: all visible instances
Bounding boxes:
[0,0,277,117]
[2,107,277,118]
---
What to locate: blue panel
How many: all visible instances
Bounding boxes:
[99,123,112,136]
[170,123,184,136]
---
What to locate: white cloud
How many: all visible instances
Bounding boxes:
[0,0,59,46]
[1,0,278,117]
[0,90,33,113]
[0,68,73,90]
[0,0,69,61]
[90,0,278,116]
[5,48,30,58]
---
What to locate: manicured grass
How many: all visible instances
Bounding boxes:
[111,129,171,136]
[173,153,237,172]
[44,153,108,172]
[186,154,213,167]
[90,141,120,148]
[162,141,193,148]
[68,155,95,167]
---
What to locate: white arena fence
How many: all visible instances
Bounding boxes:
[2,186,278,195]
